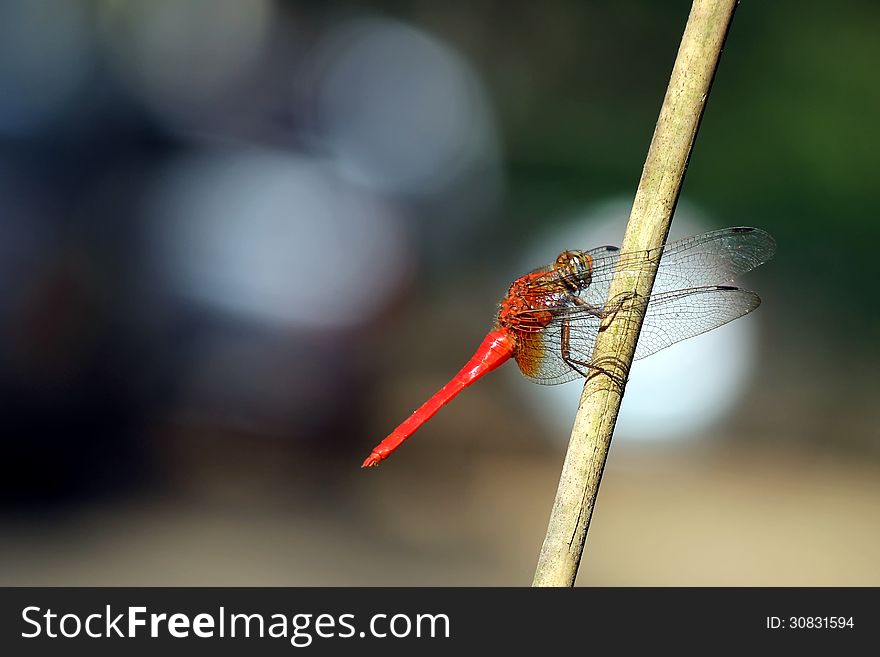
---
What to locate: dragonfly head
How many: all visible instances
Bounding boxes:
[554,250,593,288]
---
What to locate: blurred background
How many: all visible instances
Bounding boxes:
[1,0,878,586]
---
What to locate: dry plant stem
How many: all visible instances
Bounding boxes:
[532,0,739,587]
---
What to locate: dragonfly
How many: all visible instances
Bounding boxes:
[362,226,776,468]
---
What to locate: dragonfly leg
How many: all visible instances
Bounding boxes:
[560,317,627,386]
[566,294,604,317]
[599,290,643,324]
[566,291,642,327]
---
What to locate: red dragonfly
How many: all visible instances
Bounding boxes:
[362,226,775,468]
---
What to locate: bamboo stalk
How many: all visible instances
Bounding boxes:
[532,0,740,587]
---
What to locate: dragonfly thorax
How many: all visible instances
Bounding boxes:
[496,271,564,334]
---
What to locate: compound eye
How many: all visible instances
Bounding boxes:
[554,250,592,278]
[554,250,577,271]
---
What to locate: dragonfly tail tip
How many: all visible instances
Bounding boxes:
[361,453,383,468]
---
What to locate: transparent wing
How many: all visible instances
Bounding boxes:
[633,285,761,359]
[513,285,762,385]
[534,227,776,307]
[514,312,600,385]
